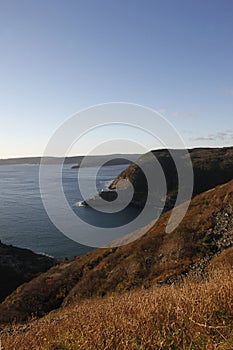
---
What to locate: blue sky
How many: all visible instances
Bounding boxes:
[0,0,233,157]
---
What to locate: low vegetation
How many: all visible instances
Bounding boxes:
[1,179,233,324]
[1,266,233,350]
[1,151,233,349]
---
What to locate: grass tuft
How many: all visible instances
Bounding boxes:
[1,267,233,350]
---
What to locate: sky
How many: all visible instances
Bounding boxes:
[0,0,233,158]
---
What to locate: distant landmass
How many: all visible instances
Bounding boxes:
[0,154,140,167]
[84,146,233,210]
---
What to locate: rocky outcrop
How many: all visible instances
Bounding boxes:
[82,189,118,206]
[164,204,233,284]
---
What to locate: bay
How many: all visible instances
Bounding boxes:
[0,164,129,258]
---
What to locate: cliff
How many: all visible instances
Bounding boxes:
[1,177,233,323]
[109,146,233,208]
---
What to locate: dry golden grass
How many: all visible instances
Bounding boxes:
[1,268,233,350]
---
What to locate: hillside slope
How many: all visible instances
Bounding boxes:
[0,242,55,303]
[1,178,233,324]
[2,267,233,350]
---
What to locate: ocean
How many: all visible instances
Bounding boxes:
[0,163,132,258]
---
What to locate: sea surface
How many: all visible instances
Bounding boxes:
[0,164,133,258]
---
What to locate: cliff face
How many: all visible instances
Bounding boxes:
[1,178,233,324]
[0,242,55,303]
[109,147,233,208]
[2,146,233,324]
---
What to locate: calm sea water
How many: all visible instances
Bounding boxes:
[0,164,130,258]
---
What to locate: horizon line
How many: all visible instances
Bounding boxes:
[0,145,232,161]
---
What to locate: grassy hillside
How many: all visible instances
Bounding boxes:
[1,178,233,324]
[1,265,233,350]
[1,148,233,349]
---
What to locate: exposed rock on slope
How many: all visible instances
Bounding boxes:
[1,179,233,324]
[0,242,55,303]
